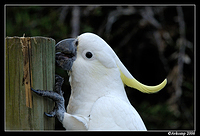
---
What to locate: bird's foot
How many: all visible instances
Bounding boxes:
[31,74,65,122]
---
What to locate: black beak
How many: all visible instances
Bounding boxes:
[55,38,77,71]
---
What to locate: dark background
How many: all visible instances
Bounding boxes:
[6,5,195,130]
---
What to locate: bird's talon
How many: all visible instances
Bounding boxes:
[31,88,43,96]
[31,88,37,93]
[44,111,55,117]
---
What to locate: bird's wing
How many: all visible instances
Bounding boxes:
[88,95,147,130]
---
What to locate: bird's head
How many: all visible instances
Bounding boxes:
[55,32,167,93]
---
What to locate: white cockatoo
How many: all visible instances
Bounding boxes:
[32,32,167,130]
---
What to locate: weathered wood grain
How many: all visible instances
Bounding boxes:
[6,37,55,130]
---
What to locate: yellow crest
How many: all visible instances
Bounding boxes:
[119,69,167,93]
[115,56,167,93]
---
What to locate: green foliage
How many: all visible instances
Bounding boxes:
[6,7,69,40]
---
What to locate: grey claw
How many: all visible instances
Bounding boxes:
[44,107,57,117]
[44,111,55,117]
[31,88,43,96]
[31,88,37,93]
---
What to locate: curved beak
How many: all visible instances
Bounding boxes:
[55,38,77,71]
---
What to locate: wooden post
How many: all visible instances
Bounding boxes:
[6,37,55,130]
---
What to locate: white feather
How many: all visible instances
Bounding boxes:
[88,95,147,130]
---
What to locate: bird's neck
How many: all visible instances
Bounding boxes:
[66,71,130,116]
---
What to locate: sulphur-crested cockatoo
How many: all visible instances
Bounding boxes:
[32,32,167,130]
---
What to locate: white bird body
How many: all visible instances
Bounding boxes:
[64,65,146,130]
[63,94,147,130]
[61,33,150,130]
[33,32,167,130]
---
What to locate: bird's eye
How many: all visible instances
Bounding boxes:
[82,50,94,60]
[85,52,93,59]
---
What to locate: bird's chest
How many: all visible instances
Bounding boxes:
[66,91,99,117]
[67,78,108,116]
